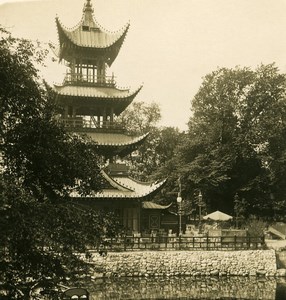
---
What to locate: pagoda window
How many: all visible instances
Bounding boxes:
[74,64,96,83]
[81,64,88,82]
[87,65,94,82]
[74,64,82,82]
[91,27,100,32]
[82,25,90,31]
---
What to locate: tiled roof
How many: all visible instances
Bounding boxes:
[55,0,129,65]
[56,17,129,49]
[142,201,172,210]
[53,85,141,99]
[85,132,149,146]
[70,171,167,199]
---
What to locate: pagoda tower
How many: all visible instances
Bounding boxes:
[53,0,166,233]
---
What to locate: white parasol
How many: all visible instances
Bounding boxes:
[203,210,233,221]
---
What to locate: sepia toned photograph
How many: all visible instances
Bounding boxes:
[1,0,286,299]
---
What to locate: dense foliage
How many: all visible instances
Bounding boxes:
[174,64,286,219]
[0,28,117,299]
[115,101,183,182]
[115,64,286,222]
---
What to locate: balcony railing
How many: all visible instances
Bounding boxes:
[63,73,116,87]
[61,117,125,133]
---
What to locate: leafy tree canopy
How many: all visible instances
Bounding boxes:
[176,64,286,219]
[116,101,161,134]
[115,101,183,182]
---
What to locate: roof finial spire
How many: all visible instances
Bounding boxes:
[83,0,95,27]
[83,0,93,13]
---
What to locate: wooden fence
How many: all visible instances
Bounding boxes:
[100,235,265,252]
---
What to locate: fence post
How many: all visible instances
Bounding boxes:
[179,235,182,250]
[206,233,209,250]
[261,235,265,248]
[234,235,237,250]
[124,236,127,251]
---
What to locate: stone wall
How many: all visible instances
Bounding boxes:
[91,250,280,278]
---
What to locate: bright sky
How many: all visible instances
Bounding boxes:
[1,0,286,130]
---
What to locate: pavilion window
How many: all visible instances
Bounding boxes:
[68,106,73,117]
[123,208,139,232]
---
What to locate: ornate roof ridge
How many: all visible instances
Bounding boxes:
[112,176,167,193]
[142,201,173,210]
[70,177,167,199]
[100,169,134,192]
[112,175,151,190]
[126,175,153,186]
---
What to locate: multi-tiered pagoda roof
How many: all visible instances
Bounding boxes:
[71,169,167,200]
[53,0,166,219]
[53,0,146,158]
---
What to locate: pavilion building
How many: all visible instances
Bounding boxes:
[53,0,167,233]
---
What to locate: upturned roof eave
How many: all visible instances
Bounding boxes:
[90,132,149,157]
[142,201,173,210]
[53,85,142,100]
[53,85,143,115]
[93,132,149,147]
[55,16,129,65]
[70,178,167,200]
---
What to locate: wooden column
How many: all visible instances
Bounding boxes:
[64,106,68,118]
[97,115,101,128]
[70,58,76,81]
[103,107,107,127]
[97,60,106,83]
[110,107,114,122]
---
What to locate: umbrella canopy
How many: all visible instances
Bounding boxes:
[203,210,233,221]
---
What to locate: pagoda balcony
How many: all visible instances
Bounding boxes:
[63,73,116,87]
[61,117,126,133]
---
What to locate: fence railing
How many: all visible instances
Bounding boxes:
[61,118,125,133]
[63,73,116,87]
[100,235,265,252]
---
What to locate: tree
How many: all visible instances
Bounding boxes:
[0,28,117,299]
[116,101,161,135]
[176,64,286,218]
[115,101,183,182]
[115,101,159,180]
